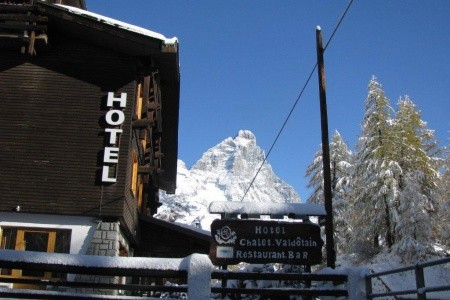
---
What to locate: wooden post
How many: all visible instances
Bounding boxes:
[315,26,336,269]
[365,275,373,299]
[415,263,426,300]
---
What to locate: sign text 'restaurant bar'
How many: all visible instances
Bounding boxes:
[209,219,323,265]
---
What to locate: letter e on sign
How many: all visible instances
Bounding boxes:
[104,147,119,163]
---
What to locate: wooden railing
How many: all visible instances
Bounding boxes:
[0,249,211,299]
[365,256,450,300]
[0,249,352,299]
[211,270,348,298]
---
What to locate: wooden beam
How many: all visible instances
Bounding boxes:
[0,23,47,31]
[0,4,35,12]
[132,118,153,128]
[138,165,155,174]
[0,14,48,22]
[146,101,160,111]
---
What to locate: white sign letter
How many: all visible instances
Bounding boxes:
[105,128,123,144]
[107,92,127,108]
[105,110,125,126]
[104,147,119,163]
[102,165,117,182]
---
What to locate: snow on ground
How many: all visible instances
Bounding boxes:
[336,251,450,299]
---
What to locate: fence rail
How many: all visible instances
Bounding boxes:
[0,249,205,299]
[365,256,450,300]
[0,249,352,299]
[211,270,348,298]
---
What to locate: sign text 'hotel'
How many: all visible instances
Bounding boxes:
[102,92,127,183]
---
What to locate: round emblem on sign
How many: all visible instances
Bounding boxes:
[220,226,232,240]
[215,225,237,245]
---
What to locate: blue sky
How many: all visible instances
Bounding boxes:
[88,1,450,201]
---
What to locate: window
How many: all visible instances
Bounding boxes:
[133,79,146,211]
[0,227,71,280]
[131,151,138,198]
[135,82,143,120]
[137,176,144,211]
[130,151,144,211]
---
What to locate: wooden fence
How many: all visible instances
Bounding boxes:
[211,269,348,298]
[0,249,351,299]
[0,249,209,299]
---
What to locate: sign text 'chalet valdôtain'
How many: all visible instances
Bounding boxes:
[209,219,323,265]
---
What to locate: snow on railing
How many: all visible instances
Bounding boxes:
[0,249,365,299]
[0,249,213,299]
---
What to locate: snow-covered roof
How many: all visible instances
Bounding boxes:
[53,4,178,49]
[208,201,326,217]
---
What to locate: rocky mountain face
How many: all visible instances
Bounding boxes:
[156,130,301,230]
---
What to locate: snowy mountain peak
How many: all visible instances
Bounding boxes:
[236,129,256,141]
[192,130,264,174]
[158,130,301,229]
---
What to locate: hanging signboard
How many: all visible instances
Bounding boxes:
[209,219,323,265]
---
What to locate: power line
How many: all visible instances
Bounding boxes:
[325,0,355,51]
[240,64,318,201]
[240,0,355,202]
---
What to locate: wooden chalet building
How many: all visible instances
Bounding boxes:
[0,0,209,289]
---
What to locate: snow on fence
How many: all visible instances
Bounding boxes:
[0,249,363,299]
[0,249,213,299]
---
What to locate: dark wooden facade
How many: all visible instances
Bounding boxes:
[0,1,180,244]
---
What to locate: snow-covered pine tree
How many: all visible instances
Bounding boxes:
[349,76,400,256]
[330,131,353,253]
[394,172,432,262]
[391,97,440,262]
[305,130,352,252]
[436,140,450,249]
[305,145,324,205]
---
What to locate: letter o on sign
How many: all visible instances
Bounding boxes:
[105,110,125,126]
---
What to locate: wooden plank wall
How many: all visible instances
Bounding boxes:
[0,35,139,237]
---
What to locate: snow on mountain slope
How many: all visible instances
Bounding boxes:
[157,130,301,230]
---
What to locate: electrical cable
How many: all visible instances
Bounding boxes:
[240,64,318,201]
[324,0,355,51]
[240,0,355,202]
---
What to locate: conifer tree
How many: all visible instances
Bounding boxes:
[305,131,352,252]
[305,145,324,205]
[349,76,400,254]
[436,141,450,249]
[390,97,440,261]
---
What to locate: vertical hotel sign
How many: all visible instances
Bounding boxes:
[102,92,127,183]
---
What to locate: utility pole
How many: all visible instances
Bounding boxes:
[315,26,336,269]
